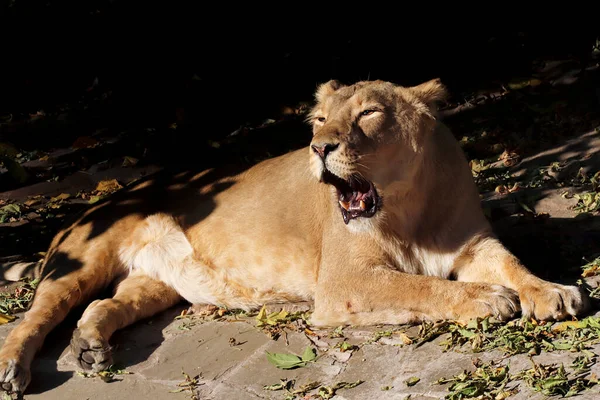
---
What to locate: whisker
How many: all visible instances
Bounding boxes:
[356,153,377,159]
[355,162,371,171]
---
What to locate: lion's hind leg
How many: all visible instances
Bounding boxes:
[0,249,121,393]
[71,270,181,371]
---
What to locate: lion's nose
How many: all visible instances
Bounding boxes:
[311,142,339,160]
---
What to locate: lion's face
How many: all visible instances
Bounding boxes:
[308,78,447,226]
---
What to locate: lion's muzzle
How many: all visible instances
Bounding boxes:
[321,169,381,225]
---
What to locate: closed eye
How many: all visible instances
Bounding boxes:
[360,109,377,117]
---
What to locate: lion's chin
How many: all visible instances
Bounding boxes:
[321,170,381,225]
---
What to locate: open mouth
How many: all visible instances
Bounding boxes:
[321,170,381,224]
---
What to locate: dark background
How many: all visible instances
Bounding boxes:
[2,4,598,138]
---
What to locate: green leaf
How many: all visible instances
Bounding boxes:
[552,341,574,350]
[481,317,490,332]
[541,377,568,390]
[265,351,304,369]
[0,204,20,215]
[263,380,288,391]
[301,346,316,362]
[458,329,476,338]
[405,376,420,387]
[1,157,28,183]
[0,203,21,223]
[88,195,103,204]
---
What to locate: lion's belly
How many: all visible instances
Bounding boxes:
[203,238,318,309]
[120,210,319,311]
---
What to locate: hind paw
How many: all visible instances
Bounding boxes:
[70,328,113,372]
[0,358,30,394]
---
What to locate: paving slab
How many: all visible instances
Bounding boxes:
[3,304,600,400]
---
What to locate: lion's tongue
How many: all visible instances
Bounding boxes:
[339,192,368,212]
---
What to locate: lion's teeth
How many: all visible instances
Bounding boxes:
[360,200,366,210]
[339,201,350,210]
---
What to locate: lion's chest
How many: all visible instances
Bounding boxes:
[392,246,457,278]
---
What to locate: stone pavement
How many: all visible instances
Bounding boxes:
[2,301,600,400]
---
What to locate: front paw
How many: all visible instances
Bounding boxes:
[519,282,588,321]
[0,358,31,394]
[454,284,521,322]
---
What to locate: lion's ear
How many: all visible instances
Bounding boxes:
[407,78,448,107]
[315,79,344,103]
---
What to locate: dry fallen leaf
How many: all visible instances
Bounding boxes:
[122,156,139,167]
[50,193,71,203]
[72,136,99,149]
[0,314,16,324]
[499,150,521,167]
[24,197,41,206]
[508,183,522,193]
[95,179,122,193]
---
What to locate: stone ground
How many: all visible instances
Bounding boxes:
[1,294,600,400]
[1,58,600,399]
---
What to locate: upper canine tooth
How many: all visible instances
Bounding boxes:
[360,200,366,210]
[339,201,350,210]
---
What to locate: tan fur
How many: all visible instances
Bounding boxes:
[0,79,588,394]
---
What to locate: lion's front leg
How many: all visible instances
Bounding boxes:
[311,263,520,327]
[452,236,589,321]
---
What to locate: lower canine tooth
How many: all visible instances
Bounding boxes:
[360,200,366,210]
[339,201,350,210]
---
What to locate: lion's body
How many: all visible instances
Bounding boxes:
[0,79,587,394]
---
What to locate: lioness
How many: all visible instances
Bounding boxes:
[0,78,588,394]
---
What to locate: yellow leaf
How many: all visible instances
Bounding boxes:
[24,198,41,206]
[495,185,508,194]
[398,332,413,345]
[582,265,600,277]
[507,78,542,90]
[0,314,16,324]
[50,193,71,202]
[256,304,267,324]
[553,320,585,333]
[95,179,122,193]
[529,78,542,87]
[265,310,289,325]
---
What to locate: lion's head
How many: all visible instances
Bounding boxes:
[307,78,448,226]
